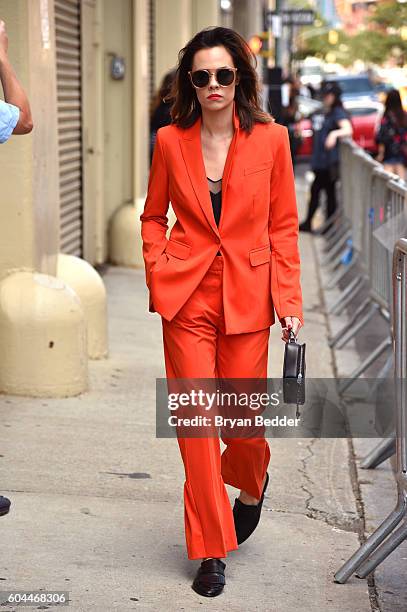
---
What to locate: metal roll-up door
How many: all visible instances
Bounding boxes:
[55,0,83,257]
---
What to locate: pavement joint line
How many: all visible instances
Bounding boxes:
[266,505,360,531]
[310,230,382,612]
[297,437,360,532]
[347,436,381,612]
[0,490,185,503]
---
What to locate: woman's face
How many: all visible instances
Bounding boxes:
[190,45,239,114]
[322,93,334,110]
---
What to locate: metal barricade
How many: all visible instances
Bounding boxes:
[345,173,407,467]
[369,168,395,311]
[323,143,377,313]
[327,151,385,350]
[324,149,377,292]
[334,238,407,583]
[336,174,406,393]
[317,138,407,394]
[320,140,355,256]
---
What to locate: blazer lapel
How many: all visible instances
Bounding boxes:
[179,100,241,238]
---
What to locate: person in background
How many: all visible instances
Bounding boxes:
[149,68,176,164]
[293,72,311,99]
[0,19,33,141]
[375,89,407,181]
[299,82,353,233]
[0,18,33,517]
[280,76,302,166]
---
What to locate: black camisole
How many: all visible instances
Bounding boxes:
[207,177,222,255]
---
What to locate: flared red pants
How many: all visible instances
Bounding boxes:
[161,253,271,560]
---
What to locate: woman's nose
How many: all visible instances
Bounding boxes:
[209,73,219,88]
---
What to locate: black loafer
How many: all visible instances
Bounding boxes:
[0,495,11,517]
[192,558,226,597]
[233,472,270,545]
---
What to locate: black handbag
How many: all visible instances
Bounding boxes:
[283,329,306,418]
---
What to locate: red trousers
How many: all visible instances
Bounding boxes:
[161,254,271,560]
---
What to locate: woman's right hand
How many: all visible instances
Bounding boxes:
[281,316,302,342]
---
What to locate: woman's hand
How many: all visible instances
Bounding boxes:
[325,131,337,150]
[281,316,302,342]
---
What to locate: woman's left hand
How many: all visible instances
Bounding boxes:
[325,132,337,150]
[281,316,302,342]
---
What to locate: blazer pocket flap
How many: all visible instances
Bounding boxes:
[244,160,273,175]
[249,244,271,266]
[165,238,191,259]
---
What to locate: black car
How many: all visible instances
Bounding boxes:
[320,74,379,102]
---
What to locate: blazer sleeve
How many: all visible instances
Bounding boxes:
[269,126,304,327]
[139,128,170,290]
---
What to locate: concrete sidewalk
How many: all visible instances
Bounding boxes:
[0,168,384,611]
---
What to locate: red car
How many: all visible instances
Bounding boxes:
[296,117,313,158]
[344,101,382,154]
[296,99,382,160]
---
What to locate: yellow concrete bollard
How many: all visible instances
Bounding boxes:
[0,271,88,397]
[109,203,143,268]
[109,199,177,268]
[57,254,108,360]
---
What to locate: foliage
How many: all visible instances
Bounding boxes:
[368,0,407,30]
[295,0,407,66]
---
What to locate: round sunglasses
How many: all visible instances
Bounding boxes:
[188,67,238,89]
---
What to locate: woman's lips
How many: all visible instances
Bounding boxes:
[207,95,222,99]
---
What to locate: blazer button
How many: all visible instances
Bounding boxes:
[216,237,221,244]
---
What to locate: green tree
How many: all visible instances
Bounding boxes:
[368,0,407,31]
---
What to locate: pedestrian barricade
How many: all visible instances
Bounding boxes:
[318,140,407,395]
[334,238,407,583]
[322,147,377,316]
[314,140,407,470]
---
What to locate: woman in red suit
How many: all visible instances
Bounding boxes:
[140,26,304,597]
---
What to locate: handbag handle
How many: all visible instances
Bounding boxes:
[287,328,297,343]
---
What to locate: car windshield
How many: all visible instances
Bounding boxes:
[334,78,374,93]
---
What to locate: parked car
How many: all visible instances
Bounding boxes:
[295,96,322,160]
[321,74,378,102]
[374,81,394,104]
[343,100,382,154]
[299,63,324,90]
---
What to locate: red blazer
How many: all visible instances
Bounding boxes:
[140,100,304,335]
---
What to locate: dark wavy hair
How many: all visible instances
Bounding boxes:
[384,89,407,129]
[165,26,274,134]
[149,68,177,119]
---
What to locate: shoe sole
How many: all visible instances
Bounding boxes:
[191,584,224,597]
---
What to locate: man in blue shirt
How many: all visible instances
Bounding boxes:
[0,18,33,143]
[0,18,33,518]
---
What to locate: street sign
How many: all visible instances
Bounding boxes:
[265,9,315,27]
[271,14,282,38]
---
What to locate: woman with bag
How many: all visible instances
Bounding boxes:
[299,82,353,233]
[375,88,407,181]
[139,26,304,597]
